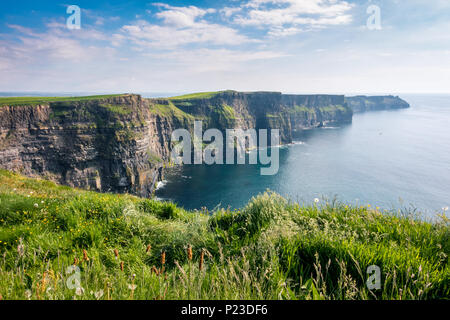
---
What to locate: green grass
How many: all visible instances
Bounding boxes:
[147,150,163,165]
[0,95,126,107]
[98,104,133,115]
[319,105,350,113]
[149,102,195,122]
[0,170,448,300]
[153,98,237,125]
[168,91,229,100]
[287,105,350,115]
[219,104,236,119]
[291,105,316,114]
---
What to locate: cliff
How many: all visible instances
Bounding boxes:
[0,95,168,197]
[0,91,352,196]
[346,95,410,113]
[165,91,352,142]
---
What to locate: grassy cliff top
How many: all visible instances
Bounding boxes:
[167,91,283,100]
[0,94,127,107]
[168,91,227,100]
[0,169,448,300]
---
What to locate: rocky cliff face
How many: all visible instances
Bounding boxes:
[167,91,352,143]
[346,96,410,113]
[0,91,352,196]
[0,95,168,197]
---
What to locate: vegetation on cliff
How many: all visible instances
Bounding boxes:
[168,91,225,100]
[0,95,126,107]
[148,101,195,122]
[0,170,448,300]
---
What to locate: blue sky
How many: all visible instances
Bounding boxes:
[0,0,449,94]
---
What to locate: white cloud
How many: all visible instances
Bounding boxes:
[146,48,289,72]
[268,26,303,37]
[82,9,121,27]
[1,23,114,67]
[154,3,216,27]
[220,7,243,18]
[119,4,251,49]
[230,0,353,36]
[120,20,250,48]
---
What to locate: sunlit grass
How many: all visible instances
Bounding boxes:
[0,170,448,300]
[168,91,228,100]
[0,95,126,107]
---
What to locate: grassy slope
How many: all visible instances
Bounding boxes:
[0,171,448,301]
[148,102,195,121]
[0,95,126,107]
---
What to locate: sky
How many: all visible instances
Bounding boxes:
[0,0,449,94]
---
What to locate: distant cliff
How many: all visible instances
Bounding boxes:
[346,96,410,113]
[0,91,353,196]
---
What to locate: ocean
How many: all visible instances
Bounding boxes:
[156,94,450,218]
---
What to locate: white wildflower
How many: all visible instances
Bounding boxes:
[314,198,320,204]
[25,290,32,300]
[17,241,25,257]
[75,287,85,296]
[34,203,39,208]
[94,290,104,300]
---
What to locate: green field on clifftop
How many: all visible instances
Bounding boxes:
[0,95,126,107]
[0,170,448,300]
[168,91,226,100]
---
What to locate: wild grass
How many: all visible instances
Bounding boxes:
[0,170,448,300]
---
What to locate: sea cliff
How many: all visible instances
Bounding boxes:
[0,91,409,196]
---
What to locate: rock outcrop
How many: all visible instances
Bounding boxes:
[0,91,354,196]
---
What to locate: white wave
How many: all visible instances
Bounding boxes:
[155,180,168,191]
[291,141,306,145]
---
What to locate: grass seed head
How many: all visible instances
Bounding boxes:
[199,250,205,271]
[161,251,166,265]
[151,266,159,275]
[82,250,89,262]
[187,245,193,261]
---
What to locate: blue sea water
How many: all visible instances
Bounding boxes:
[156,94,450,217]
